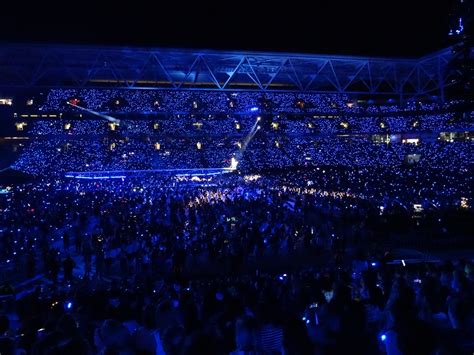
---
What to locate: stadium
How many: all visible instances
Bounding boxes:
[0,2,473,354]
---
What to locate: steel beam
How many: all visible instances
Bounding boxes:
[0,43,453,96]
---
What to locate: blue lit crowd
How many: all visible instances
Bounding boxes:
[0,90,473,354]
[38,89,463,114]
[17,114,474,137]
[0,174,473,354]
[11,135,474,175]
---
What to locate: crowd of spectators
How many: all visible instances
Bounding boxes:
[37,89,463,115]
[22,113,472,137]
[0,173,473,354]
[10,137,237,175]
[10,134,474,176]
[38,89,350,113]
[1,90,472,354]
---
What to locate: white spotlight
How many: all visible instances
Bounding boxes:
[257,126,261,130]
[257,116,261,121]
[230,157,239,170]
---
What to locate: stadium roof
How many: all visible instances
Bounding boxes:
[0,43,454,99]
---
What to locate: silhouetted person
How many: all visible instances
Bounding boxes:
[63,232,70,250]
[63,255,76,282]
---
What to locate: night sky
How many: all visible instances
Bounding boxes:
[0,0,455,58]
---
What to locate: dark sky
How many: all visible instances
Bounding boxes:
[0,0,455,58]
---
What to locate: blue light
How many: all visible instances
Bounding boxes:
[70,175,127,180]
[66,301,73,310]
[380,334,386,342]
[452,18,464,36]
[250,107,259,112]
[371,262,377,267]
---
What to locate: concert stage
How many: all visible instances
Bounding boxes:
[64,167,237,180]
